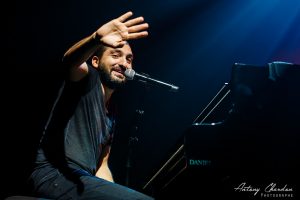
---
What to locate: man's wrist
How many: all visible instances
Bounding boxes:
[92,32,103,45]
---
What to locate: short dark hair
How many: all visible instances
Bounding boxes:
[87,45,107,65]
[89,42,131,64]
[93,45,107,59]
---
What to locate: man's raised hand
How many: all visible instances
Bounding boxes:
[96,11,149,47]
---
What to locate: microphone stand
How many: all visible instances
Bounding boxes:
[125,81,148,187]
[125,109,144,187]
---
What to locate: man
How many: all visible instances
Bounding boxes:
[28,11,154,199]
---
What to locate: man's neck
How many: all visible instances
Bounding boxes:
[101,84,114,112]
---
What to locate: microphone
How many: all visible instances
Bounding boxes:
[124,69,179,92]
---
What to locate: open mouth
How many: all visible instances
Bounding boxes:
[112,68,125,79]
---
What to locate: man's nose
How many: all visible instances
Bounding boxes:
[119,57,131,69]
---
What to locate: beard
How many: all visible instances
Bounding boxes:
[98,64,126,90]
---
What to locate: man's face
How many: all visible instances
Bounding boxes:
[93,44,133,89]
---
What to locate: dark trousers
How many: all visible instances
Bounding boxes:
[29,168,154,200]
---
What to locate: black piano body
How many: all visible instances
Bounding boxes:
[143,62,300,199]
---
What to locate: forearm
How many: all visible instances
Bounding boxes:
[62,32,101,69]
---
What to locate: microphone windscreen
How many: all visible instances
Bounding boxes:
[124,69,135,80]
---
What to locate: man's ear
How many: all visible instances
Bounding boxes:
[91,56,100,69]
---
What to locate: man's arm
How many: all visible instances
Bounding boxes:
[62,11,149,82]
[96,145,114,182]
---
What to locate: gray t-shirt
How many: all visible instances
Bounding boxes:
[34,65,114,177]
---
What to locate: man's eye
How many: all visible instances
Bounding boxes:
[127,58,133,64]
[111,54,119,58]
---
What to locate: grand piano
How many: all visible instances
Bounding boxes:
[143,62,300,199]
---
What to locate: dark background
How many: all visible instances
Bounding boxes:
[4,0,300,198]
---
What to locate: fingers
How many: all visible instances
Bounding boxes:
[127,31,148,40]
[128,23,149,33]
[112,41,127,48]
[125,17,144,27]
[117,11,133,22]
[118,12,147,28]
[115,11,149,40]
